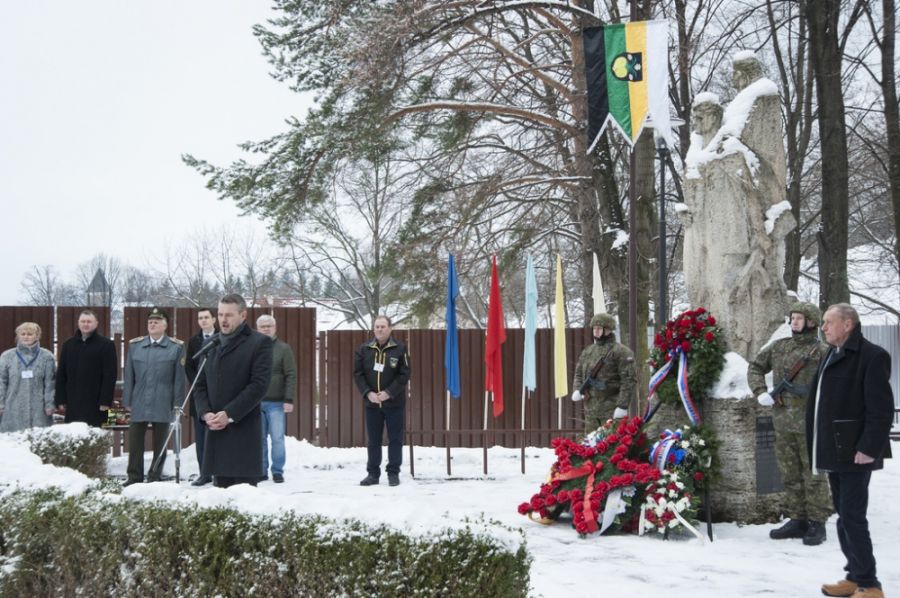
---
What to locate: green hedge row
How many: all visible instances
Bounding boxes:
[0,489,531,597]
[25,424,111,479]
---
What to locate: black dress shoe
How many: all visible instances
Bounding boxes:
[770,518,808,540]
[123,478,143,487]
[259,475,269,482]
[273,473,284,483]
[359,475,379,486]
[388,474,400,487]
[191,476,212,487]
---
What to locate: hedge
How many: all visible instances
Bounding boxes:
[0,489,531,597]
[24,423,111,479]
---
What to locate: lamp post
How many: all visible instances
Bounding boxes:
[656,135,669,328]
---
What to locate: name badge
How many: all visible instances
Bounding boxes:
[21,370,34,379]
[373,363,385,372]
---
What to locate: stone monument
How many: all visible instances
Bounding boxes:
[681,53,795,360]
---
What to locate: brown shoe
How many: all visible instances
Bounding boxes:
[850,589,884,598]
[822,580,858,597]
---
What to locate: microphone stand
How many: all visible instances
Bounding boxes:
[152,337,217,484]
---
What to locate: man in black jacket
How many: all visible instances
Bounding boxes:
[353,316,410,487]
[194,294,272,488]
[185,307,217,486]
[55,310,117,427]
[808,303,894,598]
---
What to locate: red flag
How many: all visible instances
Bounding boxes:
[484,255,506,417]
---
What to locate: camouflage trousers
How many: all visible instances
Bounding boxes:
[773,403,833,521]
[583,394,617,434]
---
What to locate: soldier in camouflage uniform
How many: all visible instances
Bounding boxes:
[571,313,636,433]
[748,302,832,546]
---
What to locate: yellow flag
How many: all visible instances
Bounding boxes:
[554,254,568,398]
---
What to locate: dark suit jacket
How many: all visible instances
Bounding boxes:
[195,323,273,478]
[806,324,894,472]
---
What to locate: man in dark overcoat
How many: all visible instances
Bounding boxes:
[185,307,217,486]
[808,303,894,598]
[55,309,117,427]
[194,294,272,488]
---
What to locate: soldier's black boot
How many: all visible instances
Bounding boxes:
[802,520,826,546]
[769,518,808,539]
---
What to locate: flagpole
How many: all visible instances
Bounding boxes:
[446,390,452,476]
[558,396,563,429]
[520,386,527,474]
[483,391,490,475]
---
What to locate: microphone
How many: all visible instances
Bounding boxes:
[193,334,221,360]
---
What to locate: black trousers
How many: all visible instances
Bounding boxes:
[193,412,207,469]
[213,476,258,488]
[127,422,170,482]
[828,471,880,589]
[365,405,404,477]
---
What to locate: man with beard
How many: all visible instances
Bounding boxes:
[570,313,636,432]
[194,294,272,488]
[749,302,832,546]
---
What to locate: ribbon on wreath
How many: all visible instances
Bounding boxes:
[643,348,702,425]
[649,429,685,472]
[552,463,600,533]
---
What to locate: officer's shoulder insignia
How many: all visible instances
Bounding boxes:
[129,336,145,344]
[170,337,184,345]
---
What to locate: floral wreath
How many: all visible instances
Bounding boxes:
[646,307,726,424]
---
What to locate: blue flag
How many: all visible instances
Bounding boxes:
[445,254,461,398]
[523,255,537,392]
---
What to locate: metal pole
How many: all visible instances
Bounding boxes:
[657,138,669,327]
[627,0,639,356]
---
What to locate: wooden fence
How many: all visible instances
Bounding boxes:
[2,306,624,452]
[319,327,595,449]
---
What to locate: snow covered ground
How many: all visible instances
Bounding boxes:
[3,432,899,597]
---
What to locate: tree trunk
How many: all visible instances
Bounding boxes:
[805,0,850,308]
[881,0,900,274]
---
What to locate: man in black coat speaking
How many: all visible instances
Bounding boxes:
[194,294,273,488]
[807,303,894,598]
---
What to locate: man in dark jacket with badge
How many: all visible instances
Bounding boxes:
[122,307,184,485]
[748,302,832,545]
[55,309,117,427]
[195,294,272,488]
[353,315,411,487]
[570,313,636,432]
[808,303,893,598]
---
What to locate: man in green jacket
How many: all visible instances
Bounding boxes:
[256,314,297,483]
[571,313,636,433]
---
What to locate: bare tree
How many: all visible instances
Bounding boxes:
[19,265,79,305]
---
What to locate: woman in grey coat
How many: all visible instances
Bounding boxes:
[0,322,56,432]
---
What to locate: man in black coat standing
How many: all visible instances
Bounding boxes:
[185,307,217,486]
[55,309,117,427]
[353,315,411,487]
[194,294,272,488]
[808,303,894,598]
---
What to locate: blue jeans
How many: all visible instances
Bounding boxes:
[365,405,404,477]
[261,401,286,476]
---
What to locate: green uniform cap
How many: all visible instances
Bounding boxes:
[590,313,617,330]
[789,302,820,327]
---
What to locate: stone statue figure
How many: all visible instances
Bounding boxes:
[680,53,796,359]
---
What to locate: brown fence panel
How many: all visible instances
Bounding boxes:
[319,327,594,449]
[270,307,317,441]
[0,306,54,353]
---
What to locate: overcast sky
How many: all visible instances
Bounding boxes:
[0,1,309,304]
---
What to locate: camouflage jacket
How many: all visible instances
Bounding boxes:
[747,329,827,402]
[572,335,635,409]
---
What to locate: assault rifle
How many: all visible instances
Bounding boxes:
[770,347,818,406]
[577,346,614,398]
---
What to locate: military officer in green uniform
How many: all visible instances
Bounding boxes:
[748,302,832,546]
[123,307,185,486]
[571,313,636,433]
